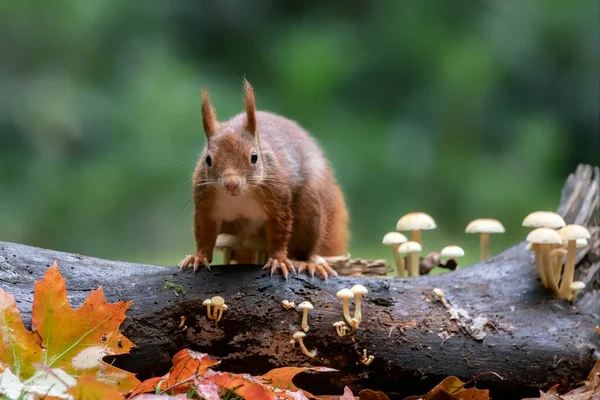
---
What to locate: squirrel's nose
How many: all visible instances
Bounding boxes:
[223,177,241,192]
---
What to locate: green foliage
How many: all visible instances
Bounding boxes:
[0,1,598,271]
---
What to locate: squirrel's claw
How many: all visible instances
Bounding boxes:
[179,254,211,272]
[296,257,338,280]
[264,257,295,280]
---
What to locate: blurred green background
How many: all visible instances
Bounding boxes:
[1,0,598,272]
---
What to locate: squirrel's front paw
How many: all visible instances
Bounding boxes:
[263,255,296,280]
[178,253,211,272]
[297,255,338,280]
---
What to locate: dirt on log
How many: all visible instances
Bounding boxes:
[1,164,599,399]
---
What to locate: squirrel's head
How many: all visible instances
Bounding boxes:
[197,79,262,197]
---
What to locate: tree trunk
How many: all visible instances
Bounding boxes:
[1,165,598,399]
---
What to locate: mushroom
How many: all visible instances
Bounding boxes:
[522,211,566,229]
[549,248,568,286]
[398,241,422,277]
[440,245,465,268]
[350,284,368,327]
[396,212,436,244]
[243,236,267,264]
[210,296,226,323]
[569,281,585,301]
[360,349,374,366]
[202,299,212,319]
[382,232,408,276]
[215,234,243,264]
[281,300,296,310]
[336,288,355,327]
[526,228,562,294]
[333,321,349,337]
[465,219,505,261]
[558,225,591,299]
[292,331,316,358]
[298,301,314,332]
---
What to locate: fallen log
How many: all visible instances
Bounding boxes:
[0,164,598,399]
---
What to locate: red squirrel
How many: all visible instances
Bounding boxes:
[178,80,348,279]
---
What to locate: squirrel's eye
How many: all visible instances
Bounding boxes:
[250,152,258,164]
[205,155,212,167]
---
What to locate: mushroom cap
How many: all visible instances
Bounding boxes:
[333,321,345,327]
[215,234,243,248]
[298,301,314,310]
[432,288,444,298]
[522,211,565,229]
[465,219,505,234]
[526,228,562,245]
[398,241,422,254]
[292,331,306,339]
[382,232,408,245]
[202,299,212,306]
[242,236,267,250]
[222,304,228,311]
[396,212,436,232]
[336,288,354,299]
[440,245,465,259]
[570,281,585,290]
[210,296,225,306]
[350,284,368,295]
[558,224,591,241]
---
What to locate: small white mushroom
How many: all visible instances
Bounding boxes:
[396,212,436,244]
[526,228,563,294]
[569,281,585,301]
[215,234,243,264]
[293,331,316,358]
[360,349,374,366]
[382,232,408,277]
[203,299,212,319]
[281,300,296,310]
[298,301,314,332]
[398,241,422,277]
[210,296,226,323]
[336,289,355,328]
[351,284,368,328]
[333,321,349,337]
[465,219,505,261]
[558,225,591,299]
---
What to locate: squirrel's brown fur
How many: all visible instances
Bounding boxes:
[179,80,348,279]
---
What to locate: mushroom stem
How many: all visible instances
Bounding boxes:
[540,244,559,294]
[301,309,309,332]
[407,252,419,277]
[222,248,232,264]
[411,230,422,244]
[297,337,316,358]
[534,250,547,287]
[354,295,363,325]
[559,240,577,298]
[392,244,406,277]
[341,298,354,327]
[479,233,489,261]
[214,307,223,323]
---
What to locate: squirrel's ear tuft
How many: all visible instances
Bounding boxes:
[244,79,257,135]
[201,88,218,138]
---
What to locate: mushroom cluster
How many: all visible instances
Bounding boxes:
[522,211,590,300]
[203,296,228,323]
[215,233,267,264]
[336,285,368,329]
[383,212,468,277]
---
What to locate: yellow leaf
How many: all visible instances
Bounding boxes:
[404,376,489,400]
[0,290,43,378]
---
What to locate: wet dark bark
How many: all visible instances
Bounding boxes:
[1,164,598,400]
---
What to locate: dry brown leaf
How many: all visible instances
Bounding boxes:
[405,376,490,400]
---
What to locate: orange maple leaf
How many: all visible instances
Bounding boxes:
[0,262,140,393]
[261,366,337,399]
[68,374,125,400]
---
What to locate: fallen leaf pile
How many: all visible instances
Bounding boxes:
[523,359,600,400]
[0,262,138,399]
